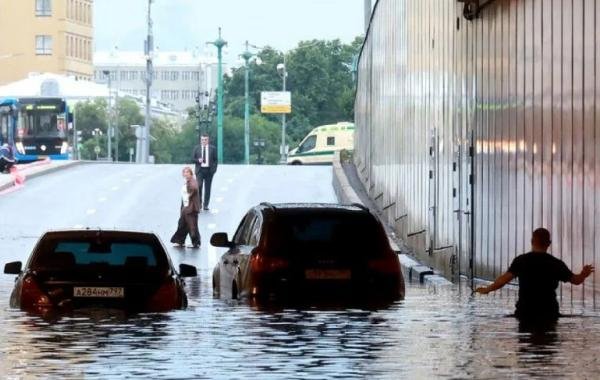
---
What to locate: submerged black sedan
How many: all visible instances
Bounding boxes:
[4,229,197,314]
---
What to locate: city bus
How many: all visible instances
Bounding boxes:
[0,97,71,161]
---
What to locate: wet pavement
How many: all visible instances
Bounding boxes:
[1,164,599,379]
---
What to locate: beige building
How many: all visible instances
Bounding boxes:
[0,0,93,85]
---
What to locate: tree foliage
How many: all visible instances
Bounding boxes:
[74,37,362,164]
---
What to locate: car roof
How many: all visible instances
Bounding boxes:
[257,203,371,215]
[40,229,160,240]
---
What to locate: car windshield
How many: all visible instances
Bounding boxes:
[272,211,387,256]
[30,237,166,269]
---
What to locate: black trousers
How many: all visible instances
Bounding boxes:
[0,158,15,173]
[196,168,215,208]
[170,211,200,246]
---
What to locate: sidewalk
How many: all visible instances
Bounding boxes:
[332,152,452,286]
[0,159,83,192]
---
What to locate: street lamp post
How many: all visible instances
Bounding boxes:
[142,0,154,164]
[103,70,112,161]
[240,41,255,165]
[277,57,288,164]
[253,138,265,164]
[208,28,227,164]
[196,91,213,137]
[92,128,103,160]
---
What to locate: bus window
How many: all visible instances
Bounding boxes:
[1,115,9,143]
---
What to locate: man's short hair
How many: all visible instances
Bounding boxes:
[532,228,551,247]
[200,133,209,139]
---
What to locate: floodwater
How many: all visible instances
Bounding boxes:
[1,263,599,379]
[1,164,599,378]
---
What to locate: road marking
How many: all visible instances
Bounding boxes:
[86,209,96,215]
[215,197,224,203]
[111,186,119,191]
[123,178,131,183]
[210,208,219,215]
[227,179,234,183]
[220,187,228,191]
[98,197,107,202]
[207,223,217,230]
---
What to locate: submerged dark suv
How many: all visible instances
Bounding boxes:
[211,203,405,302]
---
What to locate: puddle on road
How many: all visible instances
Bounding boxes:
[1,268,599,379]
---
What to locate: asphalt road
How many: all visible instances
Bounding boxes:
[0,163,337,272]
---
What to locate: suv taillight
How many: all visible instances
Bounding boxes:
[250,250,289,273]
[21,275,53,311]
[368,250,400,274]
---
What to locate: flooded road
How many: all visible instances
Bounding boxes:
[1,164,599,378]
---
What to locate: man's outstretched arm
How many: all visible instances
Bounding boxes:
[570,265,595,285]
[475,272,514,294]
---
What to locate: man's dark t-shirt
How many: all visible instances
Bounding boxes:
[508,252,573,319]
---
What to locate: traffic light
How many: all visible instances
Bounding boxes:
[76,130,83,143]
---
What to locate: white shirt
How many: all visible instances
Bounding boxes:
[200,145,210,168]
[181,183,190,207]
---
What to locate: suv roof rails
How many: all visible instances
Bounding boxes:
[260,202,276,210]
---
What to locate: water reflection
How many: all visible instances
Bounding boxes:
[1,272,600,378]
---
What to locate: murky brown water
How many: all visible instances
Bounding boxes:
[2,256,600,379]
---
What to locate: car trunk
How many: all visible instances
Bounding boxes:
[32,265,167,310]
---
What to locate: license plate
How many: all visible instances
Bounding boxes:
[305,269,352,280]
[73,287,125,298]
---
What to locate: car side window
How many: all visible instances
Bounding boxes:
[233,214,253,245]
[248,215,262,246]
[298,135,317,153]
[327,136,335,146]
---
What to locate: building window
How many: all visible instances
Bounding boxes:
[192,72,200,81]
[170,71,179,81]
[35,35,53,55]
[36,0,52,16]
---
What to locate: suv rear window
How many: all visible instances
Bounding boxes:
[272,212,387,255]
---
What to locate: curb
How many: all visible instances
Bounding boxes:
[0,160,85,192]
[332,152,452,287]
[332,151,362,205]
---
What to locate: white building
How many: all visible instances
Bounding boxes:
[94,50,218,112]
[0,73,182,121]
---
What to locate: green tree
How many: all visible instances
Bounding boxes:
[114,98,144,162]
[223,37,362,151]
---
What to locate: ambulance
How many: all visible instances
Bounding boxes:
[287,122,354,165]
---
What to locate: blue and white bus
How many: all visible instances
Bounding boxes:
[0,97,71,161]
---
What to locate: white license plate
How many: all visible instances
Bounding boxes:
[73,287,125,298]
[305,269,352,280]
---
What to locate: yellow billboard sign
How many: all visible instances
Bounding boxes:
[261,91,291,114]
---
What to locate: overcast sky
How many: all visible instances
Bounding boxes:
[94,0,365,59]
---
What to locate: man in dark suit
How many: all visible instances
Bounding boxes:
[192,133,218,210]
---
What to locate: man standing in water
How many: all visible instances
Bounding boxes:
[476,228,594,321]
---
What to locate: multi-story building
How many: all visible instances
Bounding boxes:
[0,0,94,84]
[94,50,218,112]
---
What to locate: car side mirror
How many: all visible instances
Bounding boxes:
[179,263,198,278]
[4,261,22,274]
[211,232,233,248]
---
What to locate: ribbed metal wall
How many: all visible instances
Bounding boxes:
[355,0,599,308]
